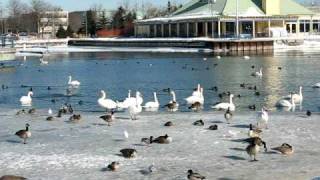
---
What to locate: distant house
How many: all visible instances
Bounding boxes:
[39,11,69,38]
[134,0,320,38]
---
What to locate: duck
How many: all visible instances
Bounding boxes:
[28,108,36,114]
[0,175,27,180]
[128,92,142,120]
[246,137,267,161]
[46,116,54,121]
[283,86,303,104]
[276,93,295,109]
[248,104,256,110]
[164,91,179,112]
[15,123,31,144]
[67,75,80,87]
[69,114,81,123]
[187,169,206,180]
[143,92,160,109]
[152,134,172,144]
[20,91,33,106]
[224,107,233,124]
[141,136,153,146]
[208,124,218,130]
[193,119,204,126]
[248,124,262,138]
[257,107,269,129]
[306,110,312,116]
[107,161,120,171]
[120,148,137,158]
[164,121,173,127]
[100,111,115,126]
[189,102,202,111]
[98,90,117,111]
[211,94,235,111]
[271,143,294,155]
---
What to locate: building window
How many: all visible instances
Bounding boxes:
[150,25,155,37]
[207,22,212,37]
[299,23,305,32]
[156,24,162,37]
[292,24,296,33]
[179,23,187,37]
[171,24,177,37]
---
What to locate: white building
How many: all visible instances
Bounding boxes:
[39,11,69,38]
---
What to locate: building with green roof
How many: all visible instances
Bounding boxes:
[134,0,319,39]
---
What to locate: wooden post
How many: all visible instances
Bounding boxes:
[252,20,255,38]
[268,19,271,37]
[161,24,164,37]
[212,21,214,38]
[177,23,180,37]
[187,22,189,38]
[195,22,198,37]
[218,20,221,38]
[169,24,172,37]
[205,22,208,37]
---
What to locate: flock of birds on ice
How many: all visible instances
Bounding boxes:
[1,55,320,180]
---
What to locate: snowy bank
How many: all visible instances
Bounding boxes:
[0,109,320,180]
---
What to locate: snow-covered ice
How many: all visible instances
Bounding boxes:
[0,109,320,180]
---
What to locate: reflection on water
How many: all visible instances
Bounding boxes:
[0,51,320,112]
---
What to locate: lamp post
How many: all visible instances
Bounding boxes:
[236,0,239,39]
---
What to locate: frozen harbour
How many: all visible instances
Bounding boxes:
[0,109,320,180]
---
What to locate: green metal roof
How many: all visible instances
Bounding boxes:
[171,0,314,17]
[279,0,313,15]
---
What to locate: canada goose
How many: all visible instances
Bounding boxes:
[0,175,27,180]
[141,136,153,146]
[100,111,115,126]
[224,107,233,124]
[164,121,173,127]
[306,110,312,116]
[15,123,31,144]
[120,148,137,158]
[248,124,262,138]
[208,124,218,130]
[187,169,206,180]
[245,137,267,161]
[271,143,294,155]
[69,114,81,122]
[193,119,204,126]
[107,161,120,171]
[16,109,26,115]
[57,109,63,118]
[28,108,36,114]
[189,102,202,111]
[152,134,172,144]
[46,116,54,121]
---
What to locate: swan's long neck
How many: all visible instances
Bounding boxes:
[27,92,32,97]
[26,125,29,131]
[291,94,295,106]
[100,91,106,100]
[135,93,140,106]
[200,88,204,97]
[229,95,233,104]
[172,92,176,102]
[197,84,200,92]
[68,76,72,83]
[128,90,131,98]
[260,68,262,74]
[154,92,158,102]
[299,87,302,96]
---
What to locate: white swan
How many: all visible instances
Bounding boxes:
[40,57,48,65]
[192,84,201,97]
[185,87,204,105]
[257,107,269,129]
[283,86,303,104]
[20,91,33,106]
[216,55,221,59]
[254,68,263,77]
[312,82,320,88]
[128,92,142,120]
[144,92,160,109]
[117,90,132,109]
[276,93,295,108]
[244,56,250,60]
[123,91,143,107]
[211,94,235,111]
[68,76,80,87]
[98,90,117,111]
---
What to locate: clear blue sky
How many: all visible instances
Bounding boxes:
[0,0,310,12]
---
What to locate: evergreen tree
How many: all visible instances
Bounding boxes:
[66,25,74,38]
[112,6,126,29]
[56,24,66,38]
[167,1,172,14]
[86,10,97,37]
[98,11,109,29]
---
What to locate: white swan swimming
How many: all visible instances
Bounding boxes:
[40,57,48,65]
[211,94,235,111]
[185,87,204,105]
[144,92,160,109]
[244,56,250,60]
[253,68,263,78]
[128,92,142,120]
[98,90,117,111]
[68,75,80,87]
[283,86,303,104]
[312,82,320,88]
[276,93,295,109]
[20,91,33,106]
[257,107,269,129]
